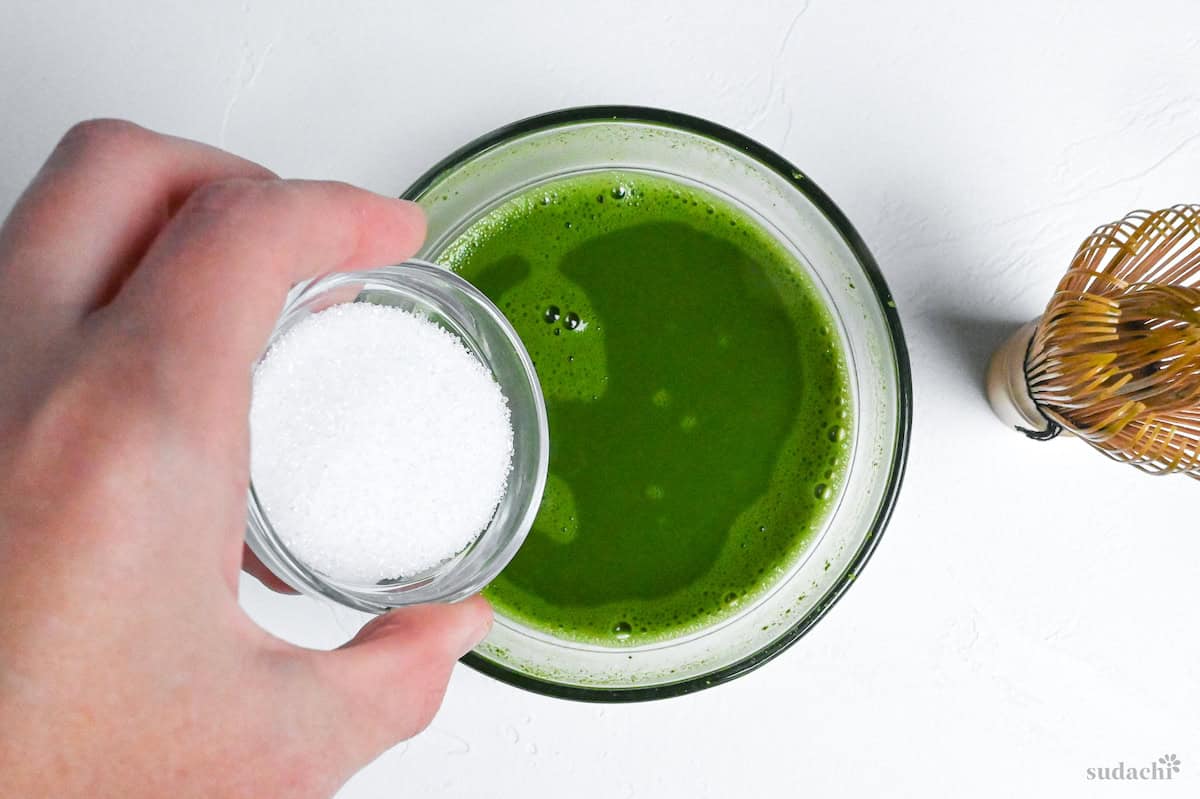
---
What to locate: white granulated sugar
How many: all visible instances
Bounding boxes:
[250,302,514,583]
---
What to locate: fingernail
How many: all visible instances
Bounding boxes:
[455,602,493,656]
[393,198,425,217]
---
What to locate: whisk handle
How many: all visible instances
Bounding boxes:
[986,319,1062,439]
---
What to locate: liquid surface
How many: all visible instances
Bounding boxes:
[439,172,851,645]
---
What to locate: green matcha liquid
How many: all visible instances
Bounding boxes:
[439,172,851,645]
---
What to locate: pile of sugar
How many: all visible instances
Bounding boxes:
[250,302,514,583]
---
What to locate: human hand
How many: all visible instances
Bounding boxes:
[0,120,492,798]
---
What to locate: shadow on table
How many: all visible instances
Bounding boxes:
[919,308,1026,403]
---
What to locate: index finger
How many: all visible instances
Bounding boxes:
[101,178,426,426]
[0,119,275,328]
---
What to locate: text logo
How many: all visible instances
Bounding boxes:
[1086,753,1181,781]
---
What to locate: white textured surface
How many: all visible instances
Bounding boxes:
[3,1,1199,796]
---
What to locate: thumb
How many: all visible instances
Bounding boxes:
[311,595,492,764]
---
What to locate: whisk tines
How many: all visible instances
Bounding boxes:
[989,205,1200,477]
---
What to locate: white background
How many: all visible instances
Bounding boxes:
[2,1,1198,796]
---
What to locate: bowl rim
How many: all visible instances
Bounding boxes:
[401,105,913,702]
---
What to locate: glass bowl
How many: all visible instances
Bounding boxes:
[244,262,549,613]
[403,107,912,700]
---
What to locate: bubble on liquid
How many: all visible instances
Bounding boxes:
[828,425,845,443]
[645,484,664,501]
[814,483,830,500]
[819,326,830,337]
[567,355,575,363]
[540,194,553,206]
[723,592,740,607]
[652,388,671,408]
[824,469,834,480]
[544,305,561,324]
[564,311,581,330]
[611,184,628,200]
[612,621,632,640]
[758,525,766,533]
[564,221,573,229]
[596,193,605,203]
[553,328,561,336]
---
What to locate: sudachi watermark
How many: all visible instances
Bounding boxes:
[1086,753,1181,781]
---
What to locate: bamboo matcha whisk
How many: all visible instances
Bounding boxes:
[986,204,1200,477]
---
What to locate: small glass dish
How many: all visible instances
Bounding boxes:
[244,261,549,613]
